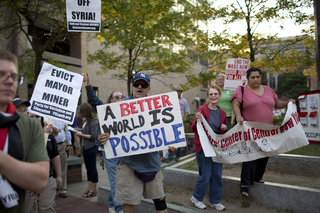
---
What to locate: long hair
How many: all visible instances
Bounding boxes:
[79,103,96,121]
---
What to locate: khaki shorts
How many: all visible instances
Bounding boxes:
[115,164,165,205]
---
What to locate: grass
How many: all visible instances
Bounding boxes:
[178,143,320,171]
[285,143,320,157]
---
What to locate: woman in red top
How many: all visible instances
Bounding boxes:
[189,85,227,211]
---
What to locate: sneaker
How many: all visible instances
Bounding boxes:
[165,159,172,163]
[108,207,116,213]
[174,157,180,162]
[161,157,167,162]
[208,202,225,211]
[190,196,206,209]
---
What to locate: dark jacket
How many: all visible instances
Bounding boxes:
[82,119,99,150]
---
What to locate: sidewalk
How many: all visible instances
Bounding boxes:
[55,155,110,213]
[55,155,174,213]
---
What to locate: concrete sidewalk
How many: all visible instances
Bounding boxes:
[55,155,182,213]
[55,155,110,213]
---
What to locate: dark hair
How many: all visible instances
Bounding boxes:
[207,85,222,96]
[79,103,96,121]
[246,67,262,79]
[0,50,18,72]
[107,90,123,103]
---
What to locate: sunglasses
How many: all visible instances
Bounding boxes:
[112,95,123,100]
[133,82,149,89]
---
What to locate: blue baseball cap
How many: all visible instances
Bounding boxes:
[133,73,150,85]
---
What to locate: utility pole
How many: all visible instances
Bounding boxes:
[315,0,320,89]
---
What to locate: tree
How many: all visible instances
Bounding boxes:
[192,0,315,80]
[277,70,310,104]
[0,0,69,85]
[88,0,208,96]
[314,0,320,89]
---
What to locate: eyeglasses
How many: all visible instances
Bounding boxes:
[0,71,18,83]
[209,93,219,96]
[133,82,149,89]
[112,95,123,100]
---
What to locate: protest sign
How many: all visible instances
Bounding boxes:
[96,92,187,159]
[197,102,309,164]
[66,0,101,32]
[29,62,83,124]
[224,58,250,90]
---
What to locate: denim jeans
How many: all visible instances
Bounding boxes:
[168,148,181,160]
[192,150,223,204]
[102,151,123,212]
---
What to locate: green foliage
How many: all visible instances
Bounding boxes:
[241,200,250,208]
[273,114,286,126]
[89,0,208,95]
[0,0,69,81]
[18,50,69,82]
[201,0,314,78]
[277,70,310,102]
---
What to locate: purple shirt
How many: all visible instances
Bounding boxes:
[231,85,278,124]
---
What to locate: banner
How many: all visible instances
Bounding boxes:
[97,92,187,159]
[224,58,250,90]
[197,102,309,164]
[66,0,101,32]
[29,62,83,124]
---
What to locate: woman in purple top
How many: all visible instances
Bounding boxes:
[231,67,295,197]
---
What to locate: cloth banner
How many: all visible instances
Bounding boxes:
[197,102,309,164]
[29,62,83,125]
[97,92,187,159]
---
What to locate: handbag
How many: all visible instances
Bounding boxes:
[134,171,157,183]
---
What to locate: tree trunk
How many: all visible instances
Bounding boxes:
[315,0,320,90]
[246,16,254,62]
[127,49,133,96]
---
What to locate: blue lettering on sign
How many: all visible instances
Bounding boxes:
[108,123,186,157]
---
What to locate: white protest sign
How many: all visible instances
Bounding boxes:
[97,92,187,159]
[29,62,83,125]
[224,58,250,90]
[66,0,101,32]
[197,102,309,164]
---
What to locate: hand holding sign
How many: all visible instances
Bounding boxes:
[97,92,186,159]
[98,133,110,145]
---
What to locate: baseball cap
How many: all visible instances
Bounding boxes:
[133,73,150,85]
[175,86,183,91]
[13,98,31,107]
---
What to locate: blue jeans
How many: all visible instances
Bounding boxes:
[168,148,181,160]
[192,150,223,204]
[102,152,123,213]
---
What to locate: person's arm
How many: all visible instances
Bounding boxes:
[182,112,188,121]
[232,98,244,125]
[51,125,59,137]
[275,99,296,109]
[74,132,92,140]
[83,73,104,113]
[75,120,98,141]
[0,152,49,194]
[51,155,62,189]
[65,129,72,146]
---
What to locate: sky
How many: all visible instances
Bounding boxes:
[207,0,314,38]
